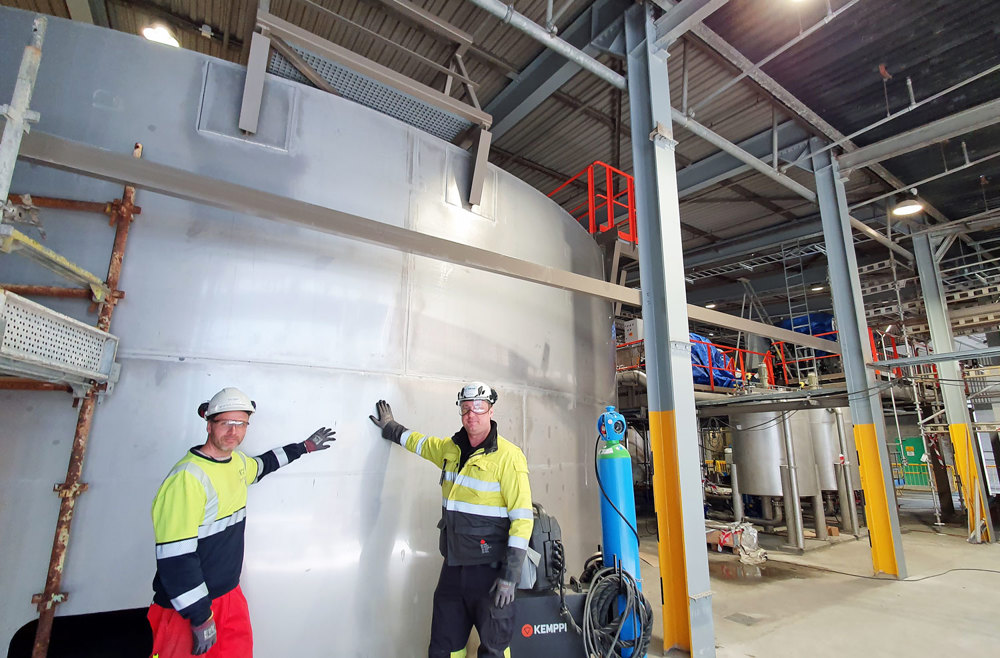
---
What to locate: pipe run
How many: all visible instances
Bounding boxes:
[467,0,626,90]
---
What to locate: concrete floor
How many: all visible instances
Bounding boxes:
[639,502,1000,657]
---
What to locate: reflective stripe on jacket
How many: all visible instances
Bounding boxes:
[151,444,304,623]
[401,422,532,580]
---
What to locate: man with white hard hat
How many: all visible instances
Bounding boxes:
[370,382,533,658]
[147,387,336,657]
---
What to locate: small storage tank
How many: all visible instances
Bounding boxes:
[730,410,820,497]
[807,407,862,491]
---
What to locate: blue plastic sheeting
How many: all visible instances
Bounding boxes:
[777,312,838,357]
[777,312,835,336]
[690,333,736,387]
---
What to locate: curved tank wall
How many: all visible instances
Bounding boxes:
[730,411,820,497]
[807,407,862,491]
[0,9,614,656]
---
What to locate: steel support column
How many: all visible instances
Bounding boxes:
[912,233,995,542]
[811,138,906,577]
[625,5,715,655]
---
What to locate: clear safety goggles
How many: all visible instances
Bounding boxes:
[459,400,491,416]
[212,419,250,428]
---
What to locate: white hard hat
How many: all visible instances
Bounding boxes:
[456,381,498,406]
[198,387,256,419]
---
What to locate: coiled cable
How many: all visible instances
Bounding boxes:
[582,565,653,658]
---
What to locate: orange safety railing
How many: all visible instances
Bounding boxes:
[549,161,637,244]
[615,338,775,392]
[771,328,901,386]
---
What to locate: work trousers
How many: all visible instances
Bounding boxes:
[147,585,253,658]
[429,562,513,658]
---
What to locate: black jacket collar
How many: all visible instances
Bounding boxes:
[452,420,499,455]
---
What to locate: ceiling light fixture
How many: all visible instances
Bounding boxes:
[811,285,824,292]
[891,190,923,217]
[705,303,717,309]
[142,25,180,48]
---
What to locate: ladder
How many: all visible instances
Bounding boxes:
[782,240,820,383]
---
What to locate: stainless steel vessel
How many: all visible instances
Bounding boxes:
[807,407,862,491]
[730,410,820,497]
[0,9,614,655]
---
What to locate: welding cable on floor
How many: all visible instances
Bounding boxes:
[582,565,653,658]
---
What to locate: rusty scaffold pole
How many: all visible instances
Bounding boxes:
[30,144,143,658]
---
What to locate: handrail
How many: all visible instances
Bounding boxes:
[550,160,637,245]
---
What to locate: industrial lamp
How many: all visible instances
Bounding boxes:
[142,24,180,48]
[891,192,923,217]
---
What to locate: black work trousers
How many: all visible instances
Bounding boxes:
[428,562,513,658]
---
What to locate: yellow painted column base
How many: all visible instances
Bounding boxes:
[949,423,991,541]
[648,409,691,651]
[853,423,901,576]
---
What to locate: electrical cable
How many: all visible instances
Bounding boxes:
[766,559,1000,582]
[582,566,653,658]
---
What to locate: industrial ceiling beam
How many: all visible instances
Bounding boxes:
[652,0,730,48]
[676,120,811,198]
[484,0,630,139]
[466,0,625,90]
[838,98,1000,172]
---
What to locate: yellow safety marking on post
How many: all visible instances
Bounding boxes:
[853,423,901,576]
[648,409,691,652]
[949,423,991,541]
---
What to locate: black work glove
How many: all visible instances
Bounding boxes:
[303,427,336,452]
[191,614,217,655]
[490,578,516,608]
[369,400,407,444]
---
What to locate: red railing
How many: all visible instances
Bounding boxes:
[616,338,775,392]
[771,329,901,386]
[549,161,637,244]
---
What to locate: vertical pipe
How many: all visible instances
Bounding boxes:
[31,146,141,657]
[834,408,860,535]
[812,464,828,540]
[731,463,744,522]
[762,495,774,521]
[781,413,805,550]
[0,17,46,203]
[625,5,715,655]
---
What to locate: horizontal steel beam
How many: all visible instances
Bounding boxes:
[838,98,1000,171]
[18,132,839,353]
[687,305,842,353]
[671,107,817,202]
[653,0,730,48]
[677,120,811,198]
[20,131,630,301]
[872,345,1000,369]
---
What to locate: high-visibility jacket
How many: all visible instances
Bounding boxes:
[399,421,533,583]
[151,444,306,624]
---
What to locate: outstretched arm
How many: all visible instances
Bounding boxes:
[251,427,336,483]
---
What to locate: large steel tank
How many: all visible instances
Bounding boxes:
[730,410,820,497]
[0,9,612,656]
[806,407,862,491]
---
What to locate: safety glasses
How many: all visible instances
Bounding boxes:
[459,400,491,416]
[212,419,250,428]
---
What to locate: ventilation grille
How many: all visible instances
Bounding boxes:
[267,47,473,143]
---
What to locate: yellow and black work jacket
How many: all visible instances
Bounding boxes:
[151,443,306,624]
[399,421,533,583]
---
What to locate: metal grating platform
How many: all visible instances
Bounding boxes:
[268,47,473,143]
[0,289,119,394]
